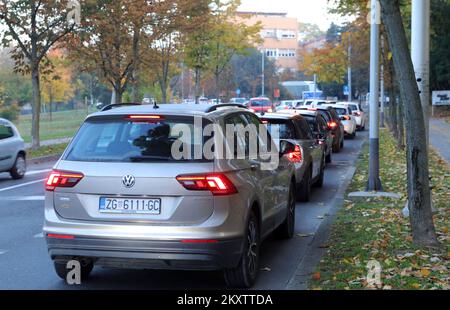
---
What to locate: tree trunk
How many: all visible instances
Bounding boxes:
[131,25,140,103]
[194,67,201,104]
[380,0,438,247]
[31,65,41,149]
[397,93,405,149]
[389,86,398,138]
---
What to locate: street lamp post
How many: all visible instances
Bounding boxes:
[367,0,382,191]
[380,36,385,128]
[411,0,430,150]
[348,34,352,102]
[261,50,265,97]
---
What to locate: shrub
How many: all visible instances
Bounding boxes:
[0,103,20,121]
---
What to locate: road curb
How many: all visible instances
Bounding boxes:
[27,154,61,165]
[286,136,368,290]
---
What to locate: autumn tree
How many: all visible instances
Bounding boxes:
[41,51,74,121]
[207,0,261,98]
[0,0,77,148]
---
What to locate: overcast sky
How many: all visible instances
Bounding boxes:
[238,0,351,31]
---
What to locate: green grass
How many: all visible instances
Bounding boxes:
[309,129,450,290]
[15,108,94,143]
[26,143,68,159]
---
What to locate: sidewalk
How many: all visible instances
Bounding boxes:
[429,118,450,164]
[24,137,72,150]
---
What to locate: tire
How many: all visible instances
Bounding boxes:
[54,259,93,282]
[10,154,26,179]
[325,149,332,163]
[314,157,325,188]
[224,211,260,288]
[340,138,344,149]
[275,182,296,239]
[351,131,356,139]
[332,140,341,153]
[297,167,311,202]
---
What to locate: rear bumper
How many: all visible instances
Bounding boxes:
[46,236,243,271]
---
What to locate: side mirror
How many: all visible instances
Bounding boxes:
[279,140,296,157]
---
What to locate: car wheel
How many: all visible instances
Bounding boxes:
[314,157,325,188]
[297,167,311,202]
[340,138,344,149]
[275,182,296,239]
[224,211,260,288]
[351,131,356,139]
[325,149,332,163]
[10,154,26,179]
[54,259,94,282]
[332,140,341,153]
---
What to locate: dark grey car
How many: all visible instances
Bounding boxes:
[0,118,26,179]
[260,113,325,202]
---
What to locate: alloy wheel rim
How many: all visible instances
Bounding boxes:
[246,220,258,275]
[16,157,26,175]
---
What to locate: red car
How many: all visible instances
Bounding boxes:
[248,97,274,114]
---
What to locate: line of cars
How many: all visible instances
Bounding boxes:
[11,100,364,288]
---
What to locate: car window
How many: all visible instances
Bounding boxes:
[318,111,331,123]
[334,107,348,116]
[317,116,328,133]
[250,99,271,107]
[0,124,14,140]
[64,116,210,162]
[303,115,318,133]
[293,117,313,140]
[225,113,251,157]
[262,119,296,140]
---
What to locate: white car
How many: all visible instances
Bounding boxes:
[0,118,26,179]
[326,105,357,139]
[337,102,366,130]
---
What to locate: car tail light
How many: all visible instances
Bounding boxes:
[286,145,303,164]
[176,174,238,196]
[353,111,361,116]
[342,115,351,121]
[45,170,84,191]
[327,121,338,130]
[125,115,164,122]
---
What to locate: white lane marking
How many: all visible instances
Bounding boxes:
[0,250,8,255]
[3,196,45,201]
[0,179,46,193]
[34,232,44,238]
[26,169,51,176]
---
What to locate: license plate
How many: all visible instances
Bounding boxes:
[99,197,161,215]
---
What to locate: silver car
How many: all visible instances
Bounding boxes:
[44,104,296,288]
[260,113,325,202]
[0,118,26,179]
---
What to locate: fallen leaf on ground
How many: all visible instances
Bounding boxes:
[312,272,321,280]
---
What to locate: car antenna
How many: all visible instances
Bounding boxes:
[153,101,159,109]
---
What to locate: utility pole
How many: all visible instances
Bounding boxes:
[261,50,265,97]
[411,0,430,150]
[367,0,382,191]
[313,74,317,98]
[380,36,385,128]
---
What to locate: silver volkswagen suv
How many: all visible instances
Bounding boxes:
[44,103,296,288]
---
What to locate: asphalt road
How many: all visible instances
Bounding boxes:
[430,118,450,164]
[0,131,368,290]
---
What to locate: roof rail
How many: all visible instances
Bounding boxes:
[101,103,142,112]
[205,103,248,113]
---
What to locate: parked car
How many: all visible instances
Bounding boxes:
[260,113,326,202]
[0,118,27,179]
[297,107,344,153]
[209,98,222,105]
[44,103,297,288]
[229,98,248,105]
[276,100,294,112]
[248,97,274,114]
[295,110,333,163]
[337,102,366,130]
[328,104,357,139]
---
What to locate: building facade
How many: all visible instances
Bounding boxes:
[236,11,299,73]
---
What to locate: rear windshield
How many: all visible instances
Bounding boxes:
[64,116,211,162]
[334,108,348,116]
[250,99,271,107]
[318,111,331,122]
[262,119,296,139]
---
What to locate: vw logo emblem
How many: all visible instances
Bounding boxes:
[122,174,135,188]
